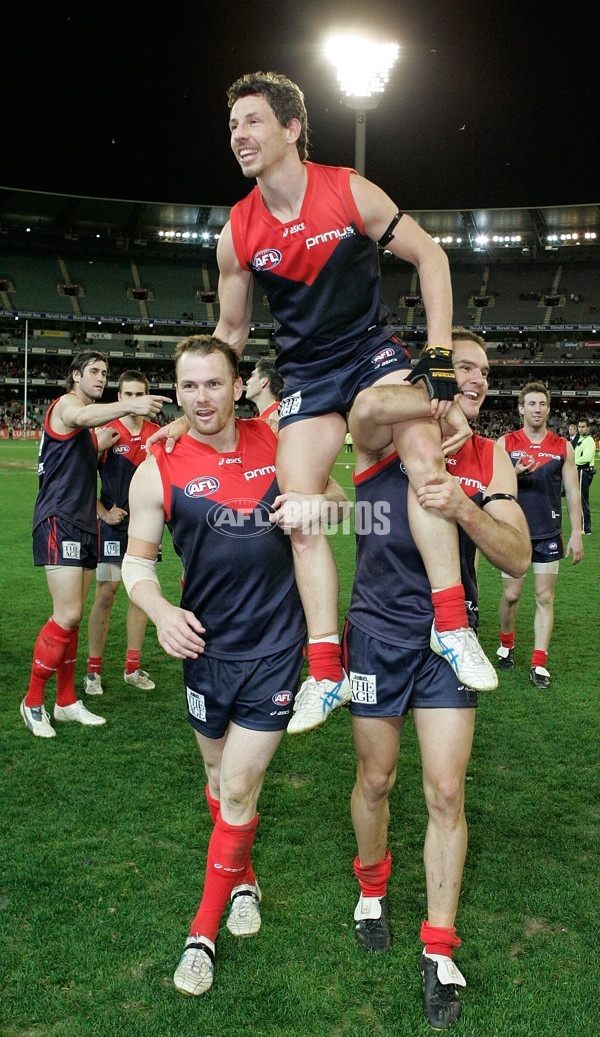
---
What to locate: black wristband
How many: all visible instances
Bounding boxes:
[378,211,404,247]
[481,493,517,508]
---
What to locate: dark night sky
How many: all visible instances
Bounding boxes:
[4,0,596,212]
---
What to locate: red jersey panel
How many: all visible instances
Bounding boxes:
[503,428,567,539]
[152,418,305,659]
[230,162,392,385]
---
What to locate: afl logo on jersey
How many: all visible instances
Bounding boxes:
[113,445,130,454]
[252,248,282,271]
[371,347,396,365]
[185,476,220,497]
[206,498,274,537]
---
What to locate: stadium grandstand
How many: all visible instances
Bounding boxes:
[1,185,598,440]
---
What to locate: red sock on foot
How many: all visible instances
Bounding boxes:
[26,618,72,706]
[307,641,343,682]
[531,649,548,669]
[87,656,102,675]
[125,650,141,675]
[56,627,79,707]
[431,586,468,632]
[500,631,515,650]
[353,851,392,898]
[189,812,258,942]
[420,920,461,957]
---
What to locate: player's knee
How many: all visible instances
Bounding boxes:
[96,582,119,608]
[357,760,396,806]
[424,774,464,825]
[220,775,261,817]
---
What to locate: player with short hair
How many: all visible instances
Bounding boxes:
[345,331,531,1029]
[496,381,583,688]
[21,352,170,738]
[244,357,283,433]
[123,334,345,996]
[84,370,162,696]
[152,70,497,733]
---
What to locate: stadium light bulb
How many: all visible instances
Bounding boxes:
[325,35,399,103]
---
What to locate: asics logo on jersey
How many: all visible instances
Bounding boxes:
[252,248,282,270]
[218,456,242,466]
[244,464,276,481]
[283,223,305,237]
[185,476,220,497]
[306,225,354,250]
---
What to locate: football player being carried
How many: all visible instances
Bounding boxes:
[150,70,498,735]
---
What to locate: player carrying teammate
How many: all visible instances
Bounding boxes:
[122,334,346,996]
[84,370,163,696]
[496,381,583,688]
[345,331,531,1028]
[21,351,170,738]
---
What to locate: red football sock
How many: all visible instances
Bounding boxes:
[56,627,79,707]
[500,630,515,649]
[125,649,141,675]
[189,812,258,942]
[353,851,392,898]
[204,786,257,886]
[420,920,462,958]
[307,641,343,682]
[531,649,548,669]
[205,783,220,825]
[87,655,102,675]
[26,618,72,706]
[431,586,468,631]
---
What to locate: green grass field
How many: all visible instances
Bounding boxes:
[1,439,599,1036]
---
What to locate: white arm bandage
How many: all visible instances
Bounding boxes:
[122,553,161,596]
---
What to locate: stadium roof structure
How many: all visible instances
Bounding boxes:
[1,185,599,262]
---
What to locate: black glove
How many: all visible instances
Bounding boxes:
[408,345,458,401]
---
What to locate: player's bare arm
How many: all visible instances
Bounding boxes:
[123,456,206,659]
[55,392,172,434]
[561,442,584,564]
[214,221,254,355]
[349,175,452,348]
[416,443,531,577]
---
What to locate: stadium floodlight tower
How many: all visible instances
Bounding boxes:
[325,35,399,176]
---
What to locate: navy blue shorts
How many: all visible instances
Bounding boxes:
[33,516,99,568]
[98,520,163,567]
[278,337,411,429]
[183,639,305,739]
[531,533,564,564]
[344,622,477,717]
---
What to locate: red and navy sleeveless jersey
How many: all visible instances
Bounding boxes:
[347,435,495,648]
[259,401,279,421]
[230,162,392,386]
[98,418,160,532]
[152,418,305,660]
[32,396,99,535]
[503,428,567,540]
